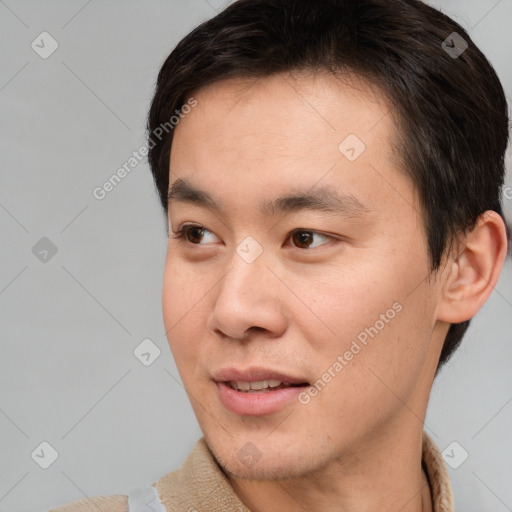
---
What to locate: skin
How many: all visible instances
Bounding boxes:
[162,70,508,512]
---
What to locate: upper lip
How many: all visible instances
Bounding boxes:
[213,366,309,385]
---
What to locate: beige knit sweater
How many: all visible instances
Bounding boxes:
[49,431,455,511]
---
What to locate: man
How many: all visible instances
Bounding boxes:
[51,0,510,510]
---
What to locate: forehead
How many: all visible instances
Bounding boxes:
[168,71,411,223]
[171,71,395,166]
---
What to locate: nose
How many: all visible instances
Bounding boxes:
[206,252,288,342]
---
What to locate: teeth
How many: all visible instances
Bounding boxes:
[250,380,267,390]
[229,379,285,391]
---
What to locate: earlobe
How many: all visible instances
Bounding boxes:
[436,210,508,324]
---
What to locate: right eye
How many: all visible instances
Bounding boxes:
[171,224,219,245]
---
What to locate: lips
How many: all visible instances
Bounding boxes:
[212,366,311,415]
[212,367,310,386]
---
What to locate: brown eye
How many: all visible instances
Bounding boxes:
[289,230,332,249]
[171,224,215,245]
[291,231,314,249]
[184,226,205,244]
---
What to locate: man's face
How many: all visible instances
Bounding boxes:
[163,72,448,479]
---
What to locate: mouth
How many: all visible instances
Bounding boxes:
[213,366,310,390]
[226,380,309,393]
[212,367,310,415]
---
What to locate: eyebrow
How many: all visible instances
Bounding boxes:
[167,177,371,218]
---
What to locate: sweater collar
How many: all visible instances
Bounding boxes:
[155,431,455,512]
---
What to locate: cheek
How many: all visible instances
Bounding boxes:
[291,248,435,376]
[297,293,436,441]
[326,284,435,414]
[285,260,401,349]
[162,258,206,367]
[162,259,181,334]
[162,254,208,328]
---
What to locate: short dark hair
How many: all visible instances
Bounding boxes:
[147,0,510,375]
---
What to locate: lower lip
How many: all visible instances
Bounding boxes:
[215,381,307,416]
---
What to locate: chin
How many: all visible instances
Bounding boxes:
[216,452,309,481]
[205,431,317,481]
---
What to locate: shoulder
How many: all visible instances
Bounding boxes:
[47,438,219,512]
[47,493,127,512]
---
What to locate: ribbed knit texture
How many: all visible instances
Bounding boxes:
[49,431,455,512]
[422,431,455,512]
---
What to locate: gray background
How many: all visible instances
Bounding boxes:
[0,1,510,511]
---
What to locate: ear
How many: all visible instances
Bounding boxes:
[436,210,509,324]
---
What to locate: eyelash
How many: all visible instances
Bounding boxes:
[170,223,336,250]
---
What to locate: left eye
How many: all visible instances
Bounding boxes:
[288,229,333,249]
[171,224,334,249]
